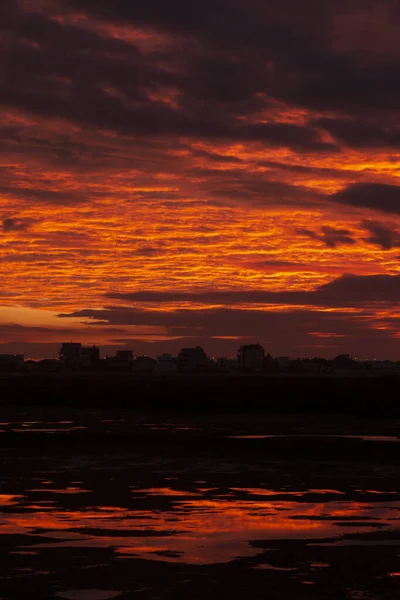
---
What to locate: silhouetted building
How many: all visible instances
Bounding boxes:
[177,346,209,371]
[156,353,177,372]
[216,357,237,372]
[134,355,156,372]
[237,344,265,371]
[275,356,293,370]
[60,343,82,368]
[59,343,100,370]
[37,358,62,372]
[81,346,100,369]
[116,350,134,364]
[0,354,25,372]
[104,350,134,372]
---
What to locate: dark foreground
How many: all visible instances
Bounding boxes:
[1,408,400,599]
[2,372,400,416]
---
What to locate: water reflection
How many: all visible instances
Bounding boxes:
[134,487,200,497]
[0,420,87,433]
[1,484,400,564]
[56,591,120,600]
[11,426,87,433]
[0,494,22,505]
[229,435,400,442]
[27,487,91,494]
[253,564,297,571]
[229,487,346,496]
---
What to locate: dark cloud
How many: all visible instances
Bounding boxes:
[1,0,399,159]
[0,290,21,298]
[276,58,400,114]
[315,273,400,304]
[361,220,400,249]
[200,176,322,207]
[86,327,400,360]
[55,297,400,359]
[135,245,166,257]
[0,252,73,263]
[103,274,400,307]
[58,305,365,338]
[3,0,400,361]
[2,217,30,232]
[0,83,333,152]
[0,1,336,151]
[0,185,98,205]
[190,148,243,164]
[54,271,400,359]
[332,183,400,214]
[0,323,124,338]
[314,117,400,149]
[60,0,400,117]
[297,225,356,248]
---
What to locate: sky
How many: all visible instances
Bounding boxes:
[2,0,400,359]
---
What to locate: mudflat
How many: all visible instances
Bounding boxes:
[1,409,400,599]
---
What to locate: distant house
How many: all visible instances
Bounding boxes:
[115,350,134,365]
[59,343,100,370]
[216,357,238,372]
[104,350,134,372]
[177,346,209,371]
[134,355,156,372]
[275,356,293,370]
[59,343,82,368]
[81,346,100,369]
[156,354,177,372]
[237,344,265,371]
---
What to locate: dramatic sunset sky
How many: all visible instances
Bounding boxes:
[2,0,400,359]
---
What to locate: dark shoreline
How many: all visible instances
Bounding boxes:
[1,373,400,416]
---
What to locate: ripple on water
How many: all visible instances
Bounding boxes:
[0,494,22,505]
[55,591,120,600]
[228,435,400,442]
[253,564,297,571]
[2,496,398,565]
[27,488,91,494]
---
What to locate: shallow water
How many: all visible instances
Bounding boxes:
[229,434,400,442]
[55,591,120,600]
[2,412,400,599]
[2,482,400,565]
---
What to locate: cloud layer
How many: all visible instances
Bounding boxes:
[1,1,400,356]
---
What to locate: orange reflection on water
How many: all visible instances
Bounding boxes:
[230,487,346,496]
[1,493,400,564]
[0,494,22,506]
[27,488,91,494]
[133,487,199,497]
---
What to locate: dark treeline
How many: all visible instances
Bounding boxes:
[1,373,400,417]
